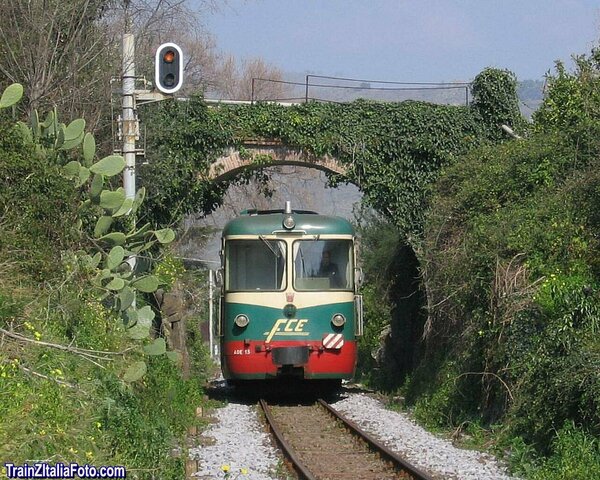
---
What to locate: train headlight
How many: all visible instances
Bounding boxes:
[234,314,250,328]
[331,314,346,327]
[283,303,297,318]
[282,215,295,230]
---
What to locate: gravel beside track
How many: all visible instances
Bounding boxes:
[189,401,280,479]
[331,392,516,480]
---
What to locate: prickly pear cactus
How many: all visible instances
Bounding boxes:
[63,127,175,354]
[2,83,175,380]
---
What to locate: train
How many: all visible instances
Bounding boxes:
[218,202,363,387]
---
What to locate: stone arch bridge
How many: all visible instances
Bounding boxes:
[207,139,347,183]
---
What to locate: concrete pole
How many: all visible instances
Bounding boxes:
[209,270,215,358]
[122,20,137,302]
[122,32,136,200]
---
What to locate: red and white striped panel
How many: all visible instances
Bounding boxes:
[322,333,344,349]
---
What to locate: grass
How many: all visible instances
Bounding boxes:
[0,268,210,479]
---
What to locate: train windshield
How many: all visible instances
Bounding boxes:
[225,239,287,291]
[293,239,354,290]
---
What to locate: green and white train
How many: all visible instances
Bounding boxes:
[219,202,363,385]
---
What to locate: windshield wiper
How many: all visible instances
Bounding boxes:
[259,235,280,257]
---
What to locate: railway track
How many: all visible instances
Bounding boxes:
[259,398,434,480]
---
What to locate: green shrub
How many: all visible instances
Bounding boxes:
[0,84,209,478]
[100,356,204,480]
[353,209,428,391]
[154,251,185,292]
[413,107,600,460]
[0,283,207,479]
[0,121,79,279]
[512,422,600,480]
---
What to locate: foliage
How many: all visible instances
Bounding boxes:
[0,287,205,479]
[471,67,525,139]
[100,356,204,480]
[139,97,232,227]
[140,68,521,240]
[516,422,600,480]
[396,50,600,476]
[0,82,209,477]
[356,281,392,385]
[154,251,186,292]
[0,294,119,463]
[534,49,600,134]
[0,119,80,279]
[416,128,600,435]
[0,83,177,379]
[353,209,425,390]
[186,303,214,380]
[410,359,465,429]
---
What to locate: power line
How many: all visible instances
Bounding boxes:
[250,74,471,105]
[253,77,469,91]
[306,74,471,87]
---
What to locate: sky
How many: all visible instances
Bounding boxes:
[199,0,600,82]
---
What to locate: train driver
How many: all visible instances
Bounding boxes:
[318,250,342,288]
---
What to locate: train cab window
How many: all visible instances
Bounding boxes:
[225,239,286,291]
[293,240,353,290]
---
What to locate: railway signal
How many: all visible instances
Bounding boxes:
[155,43,183,94]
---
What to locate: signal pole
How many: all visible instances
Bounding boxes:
[122,27,137,200]
[119,1,182,199]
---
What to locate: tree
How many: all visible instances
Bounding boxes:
[0,0,221,129]
[210,56,293,101]
[0,0,114,128]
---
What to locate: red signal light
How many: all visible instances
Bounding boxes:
[163,50,175,63]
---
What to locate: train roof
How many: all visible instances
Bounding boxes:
[223,209,355,236]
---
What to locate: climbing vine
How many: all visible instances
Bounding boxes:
[470,67,525,138]
[140,68,521,242]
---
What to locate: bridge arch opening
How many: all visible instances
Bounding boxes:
[181,164,361,266]
[207,142,350,184]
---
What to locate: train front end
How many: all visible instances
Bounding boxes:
[219,206,363,383]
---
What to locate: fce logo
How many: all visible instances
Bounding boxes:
[264,319,309,343]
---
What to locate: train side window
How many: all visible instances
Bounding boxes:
[225,240,286,291]
[293,240,353,290]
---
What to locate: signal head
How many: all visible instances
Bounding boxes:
[155,43,183,94]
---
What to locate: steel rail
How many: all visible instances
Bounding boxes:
[259,399,317,480]
[317,399,435,480]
